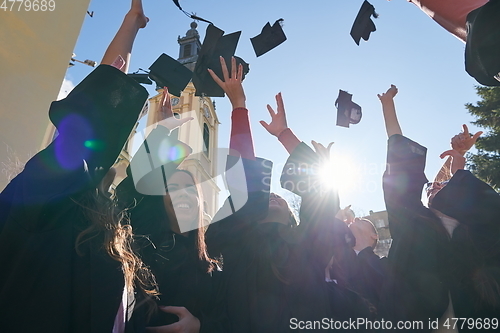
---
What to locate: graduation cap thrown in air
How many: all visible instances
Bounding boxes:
[335,90,362,128]
[350,0,378,45]
[148,53,193,97]
[193,24,249,97]
[251,19,287,57]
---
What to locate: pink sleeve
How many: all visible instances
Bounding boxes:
[278,128,301,155]
[408,0,487,41]
[229,107,256,160]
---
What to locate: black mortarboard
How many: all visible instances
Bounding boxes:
[335,90,362,128]
[251,19,287,57]
[192,24,249,97]
[148,53,193,97]
[465,0,500,86]
[127,73,153,85]
[350,0,378,45]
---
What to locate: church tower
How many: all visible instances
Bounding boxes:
[146,22,220,223]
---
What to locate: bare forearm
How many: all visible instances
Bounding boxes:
[434,156,452,183]
[381,99,402,138]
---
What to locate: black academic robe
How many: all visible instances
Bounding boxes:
[115,131,226,333]
[349,247,389,312]
[381,134,500,332]
[432,169,500,329]
[0,65,148,332]
[380,134,450,332]
[207,143,355,332]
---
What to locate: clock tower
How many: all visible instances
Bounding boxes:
[145,22,220,223]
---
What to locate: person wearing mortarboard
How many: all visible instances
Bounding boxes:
[0,1,159,332]
[401,0,500,86]
[378,84,500,332]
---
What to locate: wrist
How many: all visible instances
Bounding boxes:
[231,100,246,109]
[276,127,290,138]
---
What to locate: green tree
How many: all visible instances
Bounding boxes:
[466,86,500,190]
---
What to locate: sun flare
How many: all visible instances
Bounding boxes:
[318,153,358,194]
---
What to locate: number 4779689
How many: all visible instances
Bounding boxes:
[1,0,55,11]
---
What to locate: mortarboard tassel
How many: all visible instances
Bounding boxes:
[171,0,213,24]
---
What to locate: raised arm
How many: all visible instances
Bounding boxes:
[260,92,301,154]
[377,84,402,138]
[208,56,255,160]
[100,0,149,73]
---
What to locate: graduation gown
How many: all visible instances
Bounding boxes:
[380,134,450,332]
[349,247,389,312]
[432,169,500,329]
[0,65,148,332]
[115,130,226,333]
[207,143,355,332]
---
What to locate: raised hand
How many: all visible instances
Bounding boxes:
[336,205,355,225]
[145,306,200,333]
[450,124,482,155]
[377,84,398,103]
[156,87,193,131]
[260,92,288,137]
[440,149,466,175]
[378,84,402,137]
[311,140,334,163]
[207,56,246,109]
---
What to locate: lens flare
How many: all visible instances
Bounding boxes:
[158,138,189,164]
[54,113,93,170]
[318,153,357,194]
[84,140,104,150]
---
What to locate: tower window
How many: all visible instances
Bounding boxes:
[183,44,192,58]
[170,113,181,139]
[203,123,210,156]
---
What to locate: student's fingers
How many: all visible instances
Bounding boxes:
[220,56,229,81]
[260,120,271,132]
[158,306,188,317]
[276,92,285,113]
[161,87,168,106]
[471,131,483,141]
[237,63,243,81]
[462,124,469,136]
[311,140,319,152]
[207,68,225,87]
[231,56,237,80]
[266,104,276,118]
[326,142,334,152]
[163,88,172,110]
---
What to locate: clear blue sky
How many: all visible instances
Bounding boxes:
[66,0,484,216]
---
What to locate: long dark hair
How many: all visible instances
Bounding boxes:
[74,186,159,299]
[164,169,216,273]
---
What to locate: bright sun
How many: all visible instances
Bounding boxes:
[318,152,358,194]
